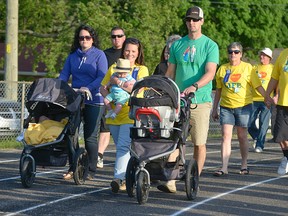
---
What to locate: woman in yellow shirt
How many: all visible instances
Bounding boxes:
[212,42,265,176]
[265,48,288,175]
[100,38,149,193]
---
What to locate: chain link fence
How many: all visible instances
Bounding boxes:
[0,81,31,141]
[0,80,221,141]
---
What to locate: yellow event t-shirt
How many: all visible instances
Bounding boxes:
[216,61,261,108]
[251,64,274,101]
[101,63,149,125]
[271,48,288,106]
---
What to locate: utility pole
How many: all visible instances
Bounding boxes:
[4,0,18,100]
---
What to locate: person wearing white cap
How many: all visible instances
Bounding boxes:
[158,5,219,193]
[248,48,274,153]
[265,48,288,175]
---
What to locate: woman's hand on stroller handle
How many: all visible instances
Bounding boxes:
[73,87,92,100]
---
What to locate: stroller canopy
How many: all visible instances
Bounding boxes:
[26,78,82,113]
[130,75,180,109]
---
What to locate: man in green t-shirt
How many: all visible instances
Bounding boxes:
[157,5,219,193]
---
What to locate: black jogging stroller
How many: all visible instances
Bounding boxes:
[18,78,89,188]
[126,75,199,204]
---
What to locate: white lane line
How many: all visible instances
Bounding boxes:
[0,160,19,163]
[170,175,288,216]
[5,187,110,216]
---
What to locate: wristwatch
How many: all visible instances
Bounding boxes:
[192,83,198,91]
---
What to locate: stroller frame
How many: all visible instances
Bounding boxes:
[126,75,199,204]
[19,78,89,188]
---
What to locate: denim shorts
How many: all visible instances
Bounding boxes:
[220,104,252,127]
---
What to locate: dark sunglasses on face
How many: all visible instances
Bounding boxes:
[79,36,92,41]
[228,50,241,54]
[185,18,202,22]
[111,34,125,39]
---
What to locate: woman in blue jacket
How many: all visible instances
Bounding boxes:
[59,24,108,180]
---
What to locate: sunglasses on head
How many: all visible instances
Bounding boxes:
[185,18,202,22]
[111,34,125,39]
[228,50,241,54]
[79,36,92,41]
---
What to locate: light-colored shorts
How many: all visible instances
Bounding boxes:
[190,102,212,146]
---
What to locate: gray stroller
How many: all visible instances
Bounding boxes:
[126,75,199,204]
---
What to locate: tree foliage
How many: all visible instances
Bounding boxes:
[0,0,288,78]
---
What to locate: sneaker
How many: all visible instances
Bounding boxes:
[105,110,114,118]
[277,157,288,175]
[255,147,263,153]
[119,180,126,191]
[251,140,257,149]
[97,156,103,169]
[111,179,126,193]
[157,180,177,193]
[110,112,117,119]
[86,173,94,180]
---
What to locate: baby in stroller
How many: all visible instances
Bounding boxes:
[24,115,68,145]
[126,75,198,204]
[19,78,88,188]
[103,58,136,119]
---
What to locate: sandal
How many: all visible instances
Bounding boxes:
[213,170,227,177]
[63,171,73,180]
[239,168,250,175]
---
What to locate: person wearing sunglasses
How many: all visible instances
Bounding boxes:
[248,48,274,153]
[212,42,266,177]
[59,24,108,180]
[100,37,149,193]
[97,27,126,170]
[158,6,219,193]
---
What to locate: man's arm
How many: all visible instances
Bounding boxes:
[165,63,176,80]
[182,62,217,94]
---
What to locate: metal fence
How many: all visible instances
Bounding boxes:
[0,80,222,141]
[0,81,31,140]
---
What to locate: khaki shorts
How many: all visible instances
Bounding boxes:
[190,102,212,146]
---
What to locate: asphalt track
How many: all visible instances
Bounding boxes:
[0,139,287,216]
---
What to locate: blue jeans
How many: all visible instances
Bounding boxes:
[83,104,105,174]
[248,101,271,149]
[109,124,132,180]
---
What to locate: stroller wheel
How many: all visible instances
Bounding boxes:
[136,170,150,205]
[19,154,36,188]
[73,147,89,185]
[126,157,138,197]
[185,159,199,200]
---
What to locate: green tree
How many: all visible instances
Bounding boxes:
[0,0,288,79]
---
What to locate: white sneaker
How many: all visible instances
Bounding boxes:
[251,140,256,149]
[105,110,114,118]
[110,112,117,119]
[255,147,263,153]
[97,156,103,168]
[277,157,288,175]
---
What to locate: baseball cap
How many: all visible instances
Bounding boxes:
[259,48,273,59]
[185,6,204,20]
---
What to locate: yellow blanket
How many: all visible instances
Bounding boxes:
[24,119,68,145]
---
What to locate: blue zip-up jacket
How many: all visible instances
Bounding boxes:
[59,46,108,105]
